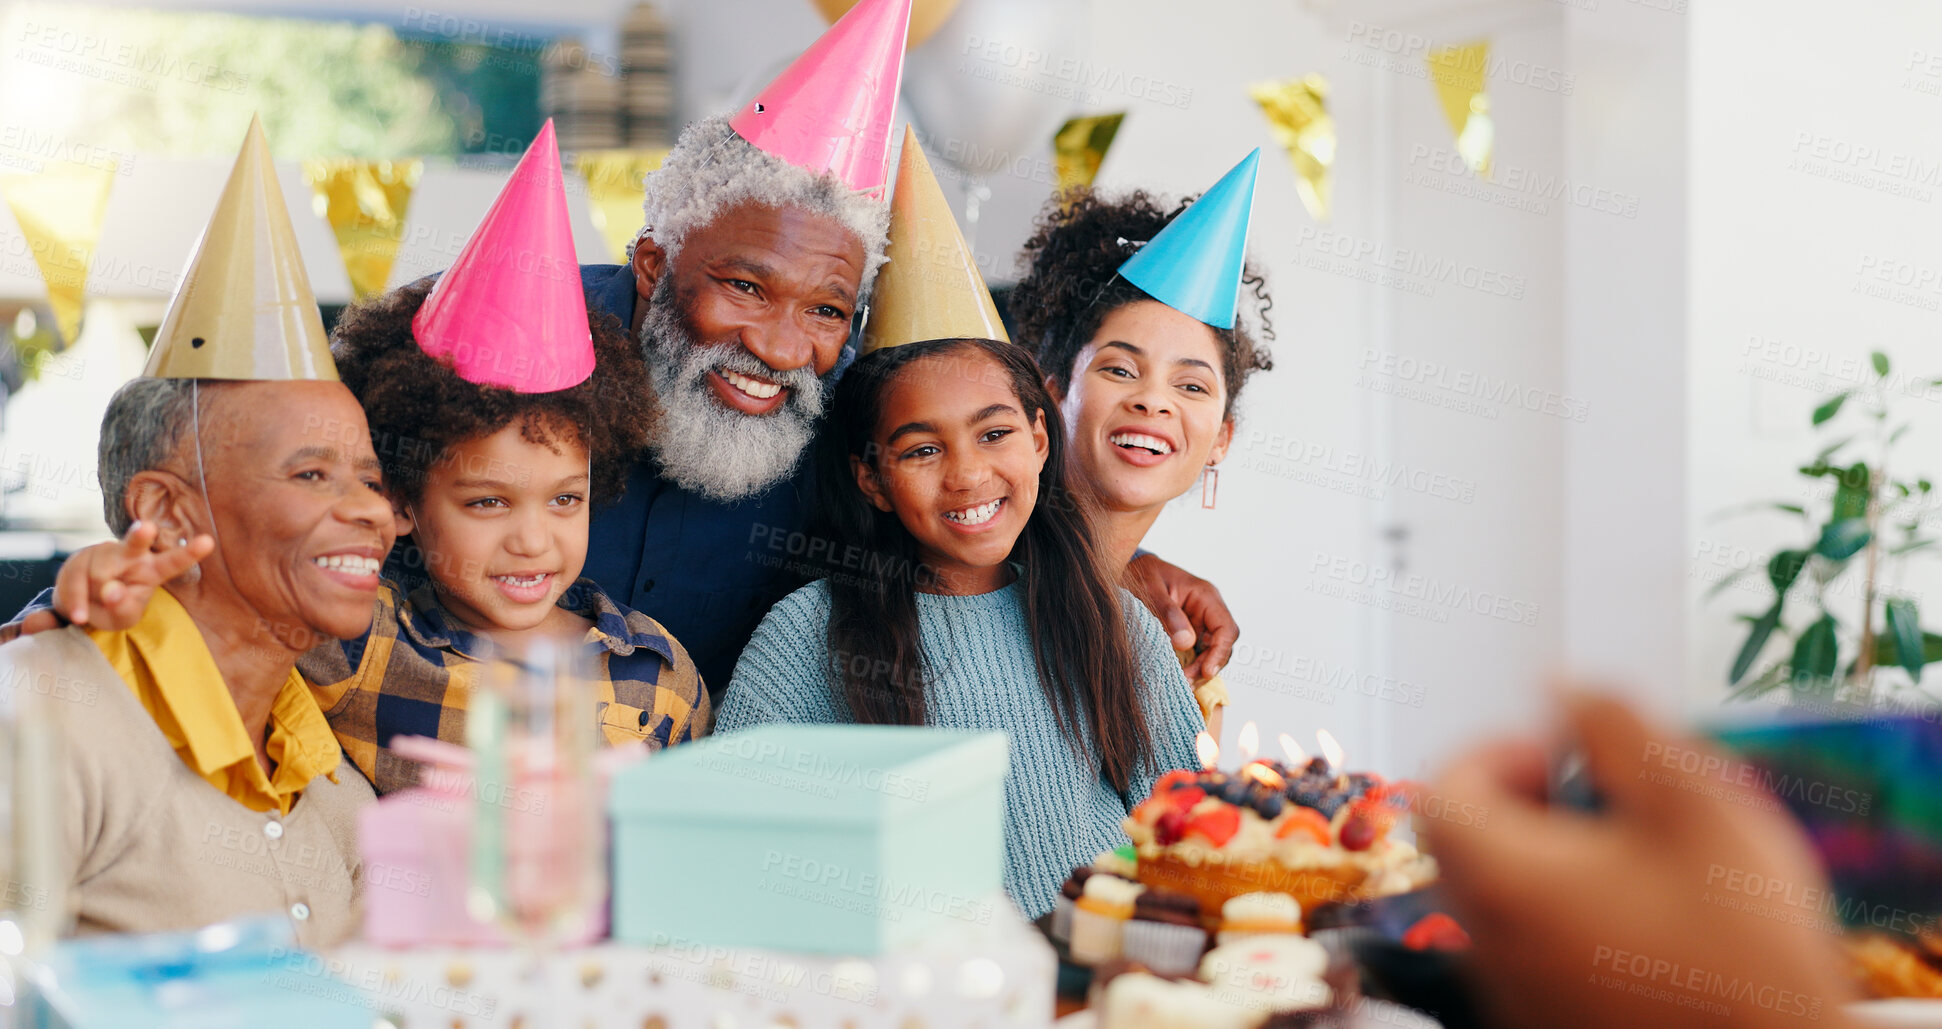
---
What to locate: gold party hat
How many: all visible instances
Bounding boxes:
[144,115,336,381]
[861,126,1008,353]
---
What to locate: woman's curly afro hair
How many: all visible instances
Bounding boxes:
[329,277,654,506]
[1007,188,1275,419]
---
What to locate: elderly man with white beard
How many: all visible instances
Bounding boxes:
[571,4,1241,698]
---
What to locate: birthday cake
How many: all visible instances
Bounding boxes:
[1122,757,1438,922]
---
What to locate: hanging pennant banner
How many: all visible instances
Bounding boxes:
[1052,112,1125,196]
[0,161,117,345]
[303,158,423,301]
[1426,41,1494,177]
[576,149,669,264]
[1250,75,1334,221]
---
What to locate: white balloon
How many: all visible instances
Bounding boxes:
[901,0,1090,178]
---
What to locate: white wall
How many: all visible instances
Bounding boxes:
[1688,1,1942,710]
[1562,0,1687,715]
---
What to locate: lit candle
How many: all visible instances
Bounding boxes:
[1237,721,1260,764]
[1241,761,1286,790]
[1196,731,1220,771]
[1317,728,1348,788]
[1278,733,1306,765]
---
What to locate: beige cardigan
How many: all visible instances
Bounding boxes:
[0,626,372,949]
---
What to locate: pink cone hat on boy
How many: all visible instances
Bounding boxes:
[411,119,595,393]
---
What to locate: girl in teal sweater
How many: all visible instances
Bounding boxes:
[716,337,1203,918]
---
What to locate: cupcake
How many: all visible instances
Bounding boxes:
[1198,935,1333,1016]
[1052,866,1095,942]
[1218,891,1303,945]
[1121,888,1209,975]
[1070,873,1145,964]
[1098,971,1261,1029]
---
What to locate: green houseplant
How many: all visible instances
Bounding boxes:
[1718,351,1942,704]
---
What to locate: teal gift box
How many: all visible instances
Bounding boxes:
[609,725,1009,955]
[20,917,369,1029]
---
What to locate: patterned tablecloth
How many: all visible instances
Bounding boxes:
[326,895,1055,1029]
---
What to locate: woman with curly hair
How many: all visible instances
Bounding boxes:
[1008,172,1275,737]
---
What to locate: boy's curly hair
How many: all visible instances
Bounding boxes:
[1008,188,1275,418]
[329,277,653,505]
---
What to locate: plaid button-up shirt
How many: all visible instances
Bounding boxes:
[302,577,709,795]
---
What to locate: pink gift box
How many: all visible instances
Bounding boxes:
[358,737,608,947]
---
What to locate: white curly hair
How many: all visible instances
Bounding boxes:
[636,114,891,302]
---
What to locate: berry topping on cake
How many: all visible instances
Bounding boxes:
[1273,807,1332,845]
[1185,805,1243,847]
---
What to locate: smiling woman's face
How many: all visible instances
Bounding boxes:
[198,381,395,645]
[1060,300,1234,515]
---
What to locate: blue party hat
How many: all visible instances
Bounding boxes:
[1116,149,1260,330]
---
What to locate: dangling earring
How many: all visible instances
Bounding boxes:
[1202,464,1220,510]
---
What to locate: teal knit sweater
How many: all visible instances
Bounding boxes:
[716,578,1205,918]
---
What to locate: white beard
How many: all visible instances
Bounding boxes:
[638,277,828,503]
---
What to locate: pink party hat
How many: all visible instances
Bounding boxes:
[412,120,594,393]
[729,0,912,195]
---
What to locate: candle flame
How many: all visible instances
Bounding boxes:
[1317,728,1347,772]
[1241,762,1286,790]
[1196,731,1219,770]
[1278,733,1306,764]
[1237,721,1260,761]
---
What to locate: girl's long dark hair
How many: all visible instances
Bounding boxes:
[813,337,1155,794]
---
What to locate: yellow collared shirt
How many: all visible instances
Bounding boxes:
[87,589,342,815]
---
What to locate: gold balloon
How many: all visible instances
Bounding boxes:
[1052,112,1125,195]
[146,115,336,382]
[811,0,959,49]
[575,149,670,264]
[863,126,1007,353]
[1426,41,1494,177]
[1250,76,1334,222]
[302,157,422,301]
[0,160,117,345]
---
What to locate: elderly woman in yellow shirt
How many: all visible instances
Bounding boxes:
[0,120,394,947]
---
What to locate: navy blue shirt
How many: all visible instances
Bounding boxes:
[576,264,842,699]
